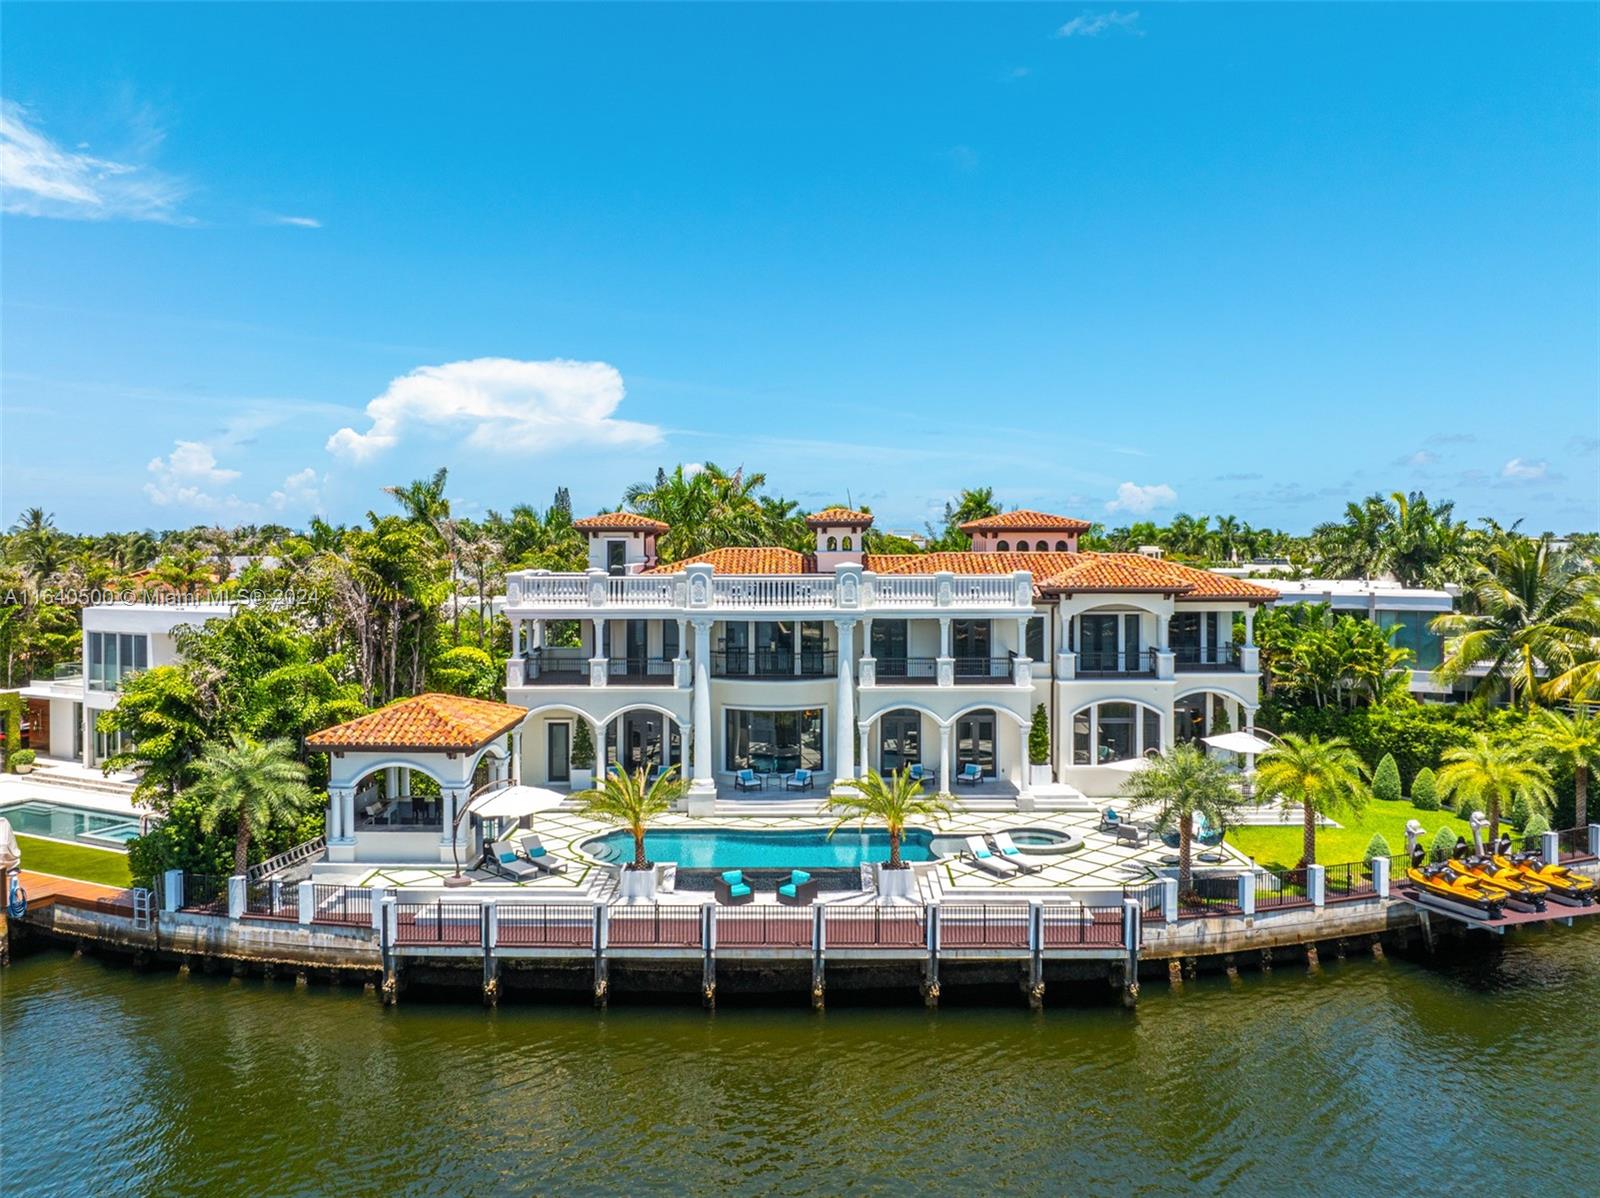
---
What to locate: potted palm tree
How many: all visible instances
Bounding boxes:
[1255,733,1370,872]
[825,769,952,899]
[1118,744,1241,900]
[188,734,317,876]
[575,764,685,899]
[1436,732,1554,845]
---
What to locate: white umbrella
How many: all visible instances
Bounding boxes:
[468,785,567,820]
[0,818,19,870]
[1100,756,1153,774]
[1202,731,1276,755]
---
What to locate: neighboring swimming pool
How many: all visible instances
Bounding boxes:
[582,826,943,871]
[0,799,142,848]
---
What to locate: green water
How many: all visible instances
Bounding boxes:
[4,929,1599,1197]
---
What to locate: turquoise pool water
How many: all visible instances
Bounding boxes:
[582,826,941,870]
[0,800,140,847]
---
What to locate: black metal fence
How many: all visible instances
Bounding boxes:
[823,906,927,948]
[873,657,939,683]
[715,904,812,948]
[1042,904,1125,948]
[1177,875,1243,919]
[1556,826,1595,863]
[1122,881,1167,924]
[309,884,372,927]
[1077,649,1158,676]
[710,651,838,678]
[1254,867,1313,912]
[604,656,677,684]
[608,905,703,948]
[1322,860,1377,904]
[939,903,1030,948]
[394,900,481,945]
[243,879,300,921]
[1173,643,1242,671]
[496,903,594,948]
[180,873,227,914]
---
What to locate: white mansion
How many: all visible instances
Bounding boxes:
[501,507,1274,811]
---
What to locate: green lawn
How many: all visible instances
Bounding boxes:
[1227,802,1476,870]
[14,834,133,888]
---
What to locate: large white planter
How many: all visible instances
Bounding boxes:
[1029,764,1053,786]
[877,866,916,899]
[569,769,594,792]
[618,867,657,900]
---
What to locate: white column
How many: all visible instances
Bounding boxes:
[341,788,356,843]
[691,619,714,790]
[834,619,856,782]
[400,767,411,798]
[939,617,952,657]
[326,792,341,841]
[440,788,456,845]
[858,721,872,779]
[385,766,399,799]
[1244,707,1258,777]
[938,723,953,792]
[1244,607,1255,648]
[1017,721,1032,796]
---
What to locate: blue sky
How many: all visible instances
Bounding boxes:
[3,3,1596,535]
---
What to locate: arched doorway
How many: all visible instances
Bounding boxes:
[955,708,998,778]
[878,708,923,773]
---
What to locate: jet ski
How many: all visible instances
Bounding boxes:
[1490,834,1596,907]
[1404,844,1505,919]
[1448,852,1548,912]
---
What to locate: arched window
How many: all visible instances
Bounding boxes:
[1016,540,1031,552]
[996,539,1010,551]
[1071,701,1163,765]
[1055,540,1069,551]
[842,535,853,550]
[827,536,838,550]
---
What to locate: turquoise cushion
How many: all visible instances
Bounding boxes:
[975,848,992,859]
[791,870,811,885]
[779,883,798,898]
[526,845,546,857]
[730,883,751,898]
[1001,846,1020,856]
[498,851,518,864]
[721,870,743,884]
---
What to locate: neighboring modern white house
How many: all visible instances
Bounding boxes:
[15,600,240,768]
[497,508,1276,811]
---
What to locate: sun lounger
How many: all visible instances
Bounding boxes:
[991,831,1042,873]
[517,834,570,874]
[486,840,542,882]
[964,834,1020,877]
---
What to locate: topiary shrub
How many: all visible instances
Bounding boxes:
[1429,824,1460,864]
[1507,792,1530,832]
[1410,766,1439,811]
[1028,704,1050,766]
[1521,813,1550,844]
[572,719,595,770]
[1372,753,1402,802]
[1363,832,1392,866]
[9,748,36,769]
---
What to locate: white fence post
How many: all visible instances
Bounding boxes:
[297,880,315,926]
[1588,824,1600,859]
[1307,864,1326,908]
[370,884,387,932]
[1160,877,1178,924]
[1542,830,1561,865]
[1238,872,1256,916]
[487,901,499,950]
[1372,855,1390,898]
[226,875,247,920]
[161,869,183,913]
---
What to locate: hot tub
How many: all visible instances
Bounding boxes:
[1004,827,1085,855]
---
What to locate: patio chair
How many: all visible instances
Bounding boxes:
[963,834,1021,877]
[517,834,570,874]
[485,839,542,882]
[734,768,764,793]
[954,763,983,787]
[1114,823,1150,848]
[776,869,820,905]
[907,763,937,789]
[1098,807,1121,833]
[784,768,814,792]
[990,831,1043,874]
[713,869,755,905]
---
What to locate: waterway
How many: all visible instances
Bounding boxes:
[4,926,1598,1197]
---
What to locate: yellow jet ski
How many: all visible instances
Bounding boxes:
[1404,847,1505,919]
[1489,834,1596,907]
[1448,853,1548,912]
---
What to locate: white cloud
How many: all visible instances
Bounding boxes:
[1501,458,1548,481]
[269,214,322,229]
[144,440,245,509]
[270,467,322,512]
[1105,481,1176,515]
[1055,10,1142,39]
[0,99,188,222]
[1397,450,1437,468]
[325,357,662,462]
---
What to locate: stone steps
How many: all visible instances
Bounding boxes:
[25,763,138,798]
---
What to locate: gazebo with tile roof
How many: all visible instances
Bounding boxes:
[307,693,529,864]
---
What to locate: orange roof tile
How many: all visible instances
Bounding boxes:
[865,551,1276,601]
[648,547,818,574]
[573,512,670,533]
[306,693,526,752]
[804,506,874,528]
[958,509,1092,533]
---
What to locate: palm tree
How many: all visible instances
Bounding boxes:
[188,734,317,876]
[1118,745,1241,895]
[825,769,952,870]
[1432,537,1600,708]
[1436,733,1555,844]
[1254,734,1370,867]
[384,467,461,641]
[1532,705,1600,828]
[623,462,771,560]
[575,765,686,870]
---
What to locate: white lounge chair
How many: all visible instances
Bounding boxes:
[518,834,570,874]
[991,831,1042,873]
[964,834,1020,877]
[487,840,541,882]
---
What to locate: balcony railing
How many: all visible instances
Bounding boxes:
[505,568,1031,611]
[872,657,940,684]
[1173,643,1242,672]
[952,655,1014,681]
[518,648,590,684]
[710,650,837,679]
[1076,649,1158,677]
[605,656,677,685]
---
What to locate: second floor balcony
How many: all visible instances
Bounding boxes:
[514,648,679,687]
[710,650,838,679]
[1173,643,1243,672]
[1075,649,1158,678]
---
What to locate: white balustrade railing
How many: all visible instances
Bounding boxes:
[712,576,837,608]
[506,568,1031,611]
[874,575,936,604]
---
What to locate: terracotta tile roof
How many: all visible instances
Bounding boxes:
[958,508,1092,533]
[306,693,526,752]
[865,551,1277,601]
[804,506,874,528]
[647,547,818,574]
[573,512,670,533]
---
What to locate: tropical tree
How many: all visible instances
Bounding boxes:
[1255,734,1371,866]
[1432,537,1600,708]
[1117,744,1242,894]
[825,768,952,870]
[924,487,1000,551]
[1532,705,1600,827]
[1435,733,1555,844]
[623,463,773,560]
[384,467,462,641]
[187,734,318,875]
[575,765,686,870]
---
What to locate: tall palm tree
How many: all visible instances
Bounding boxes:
[188,734,317,875]
[1532,705,1600,828]
[624,463,770,560]
[1254,734,1370,867]
[575,765,686,870]
[1118,745,1242,895]
[825,769,952,870]
[384,467,461,641]
[1436,733,1555,844]
[1431,537,1600,708]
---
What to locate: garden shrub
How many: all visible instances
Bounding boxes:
[1363,832,1392,865]
[1521,813,1550,843]
[1410,766,1439,811]
[1429,824,1460,864]
[9,748,36,769]
[1028,705,1050,766]
[1507,792,1530,832]
[1372,753,1402,802]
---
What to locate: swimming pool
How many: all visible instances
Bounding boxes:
[581,826,944,871]
[0,800,142,848]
